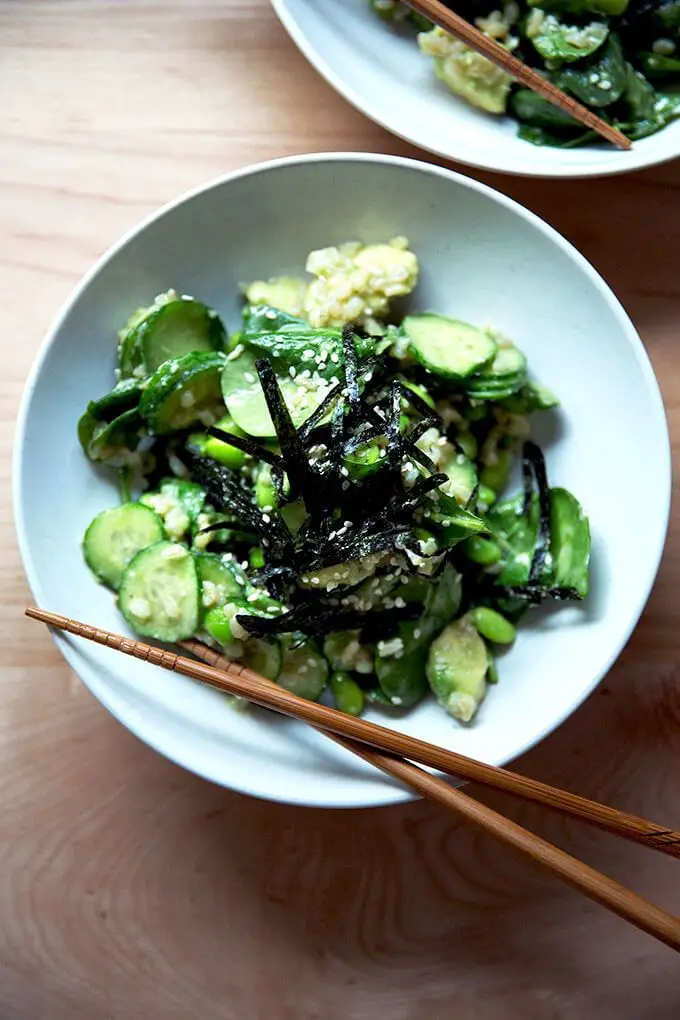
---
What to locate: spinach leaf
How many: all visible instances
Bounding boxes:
[557,34,628,106]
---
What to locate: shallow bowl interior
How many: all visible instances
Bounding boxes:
[15,153,670,807]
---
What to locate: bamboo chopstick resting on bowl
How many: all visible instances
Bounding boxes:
[27,607,680,953]
[402,0,631,151]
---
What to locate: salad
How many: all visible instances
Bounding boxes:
[78,237,590,725]
[370,1,680,147]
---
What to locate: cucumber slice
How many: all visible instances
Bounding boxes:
[426,615,489,723]
[83,502,165,589]
[120,298,226,378]
[195,552,247,604]
[465,343,527,400]
[140,299,226,373]
[240,637,282,682]
[277,641,328,701]
[375,622,429,708]
[119,540,200,642]
[405,314,497,380]
[140,350,226,435]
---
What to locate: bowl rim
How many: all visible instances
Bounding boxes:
[14,151,672,807]
[270,0,680,180]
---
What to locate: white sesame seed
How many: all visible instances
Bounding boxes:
[330,351,340,364]
[244,372,256,384]
[289,366,297,378]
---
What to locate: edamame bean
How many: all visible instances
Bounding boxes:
[477,484,497,507]
[203,605,232,645]
[202,414,248,469]
[330,671,365,717]
[471,606,516,645]
[249,547,265,570]
[255,468,277,509]
[463,536,502,566]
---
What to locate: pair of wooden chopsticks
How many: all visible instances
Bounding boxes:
[402,0,631,151]
[26,605,678,952]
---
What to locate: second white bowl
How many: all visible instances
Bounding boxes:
[272,0,680,178]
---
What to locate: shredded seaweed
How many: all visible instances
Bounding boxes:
[523,441,552,584]
[207,426,284,468]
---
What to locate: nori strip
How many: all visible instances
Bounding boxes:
[236,600,419,638]
[297,381,344,441]
[523,441,551,583]
[207,426,284,468]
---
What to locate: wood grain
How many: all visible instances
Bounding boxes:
[2,2,680,1017]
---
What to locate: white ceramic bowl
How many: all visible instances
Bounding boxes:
[271,0,680,178]
[15,153,670,807]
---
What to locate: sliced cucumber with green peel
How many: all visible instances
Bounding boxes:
[426,615,489,723]
[277,641,328,701]
[465,342,527,400]
[195,551,247,604]
[83,502,165,589]
[140,350,226,435]
[140,299,225,373]
[240,637,282,682]
[405,314,497,380]
[119,540,200,641]
[119,297,225,378]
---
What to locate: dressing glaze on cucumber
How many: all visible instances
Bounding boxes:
[78,239,590,725]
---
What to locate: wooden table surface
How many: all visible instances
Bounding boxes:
[2,2,679,1017]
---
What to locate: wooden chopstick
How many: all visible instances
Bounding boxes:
[402,0,632,151]
[26,606,680,953]
[27,605,680,858]
[180,639,680,954]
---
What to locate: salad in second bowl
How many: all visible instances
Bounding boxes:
[78,236,590,725]
[371,1,680,147]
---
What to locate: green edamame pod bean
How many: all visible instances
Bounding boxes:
[463,536,502,566]
[330,671,365,717]
[471,606,516,645]
[477,484,497,507]
[249,547,265,570]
